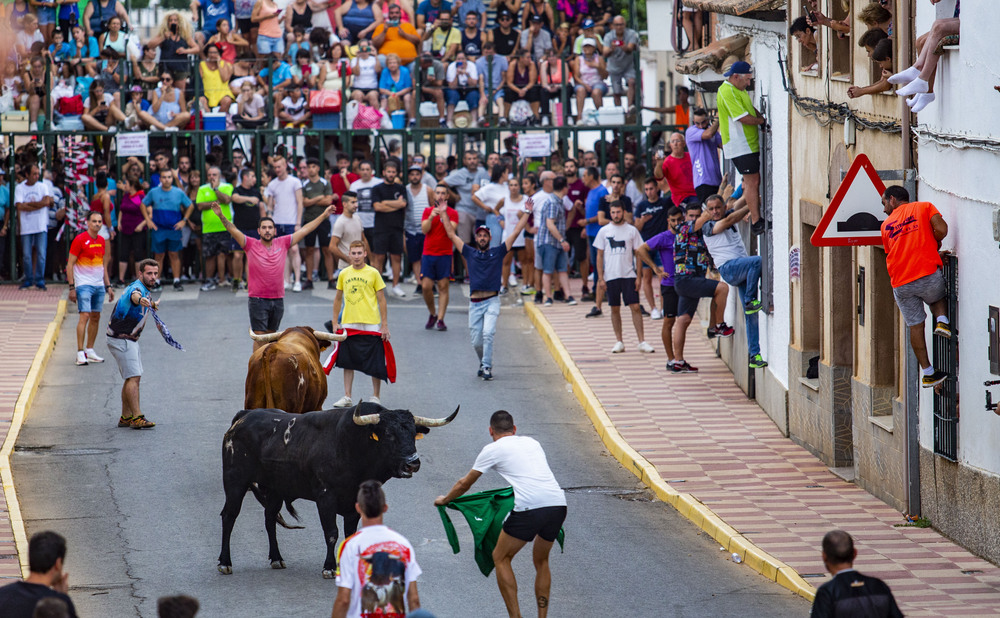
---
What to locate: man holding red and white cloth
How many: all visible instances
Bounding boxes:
[328,240,393,407]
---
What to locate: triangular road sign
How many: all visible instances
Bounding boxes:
[811,154,887,247]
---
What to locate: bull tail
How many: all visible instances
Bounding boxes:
[262,346,276,410]
[249,483,304,530]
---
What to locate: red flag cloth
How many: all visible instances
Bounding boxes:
[322,329,396,383]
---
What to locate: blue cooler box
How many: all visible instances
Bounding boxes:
[203,112,227,131]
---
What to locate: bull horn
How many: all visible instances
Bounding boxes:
[248,328,283,343]
[413,406,460,428]
[314,330,348,342]
[351,401,381,426]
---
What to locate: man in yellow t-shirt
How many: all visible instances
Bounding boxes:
[332,240,390,407]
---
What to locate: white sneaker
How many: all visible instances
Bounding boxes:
[332,395,353,407]
[508,274,518,286]
[292,281,302,293]
[85,349,105,363]
[650,308,663,320]
[369,396,381,405]
[391,285,406,298]
[611,341,625,354]
[637,341,655,353]
[76,350,88,366]
[284,280,292,290]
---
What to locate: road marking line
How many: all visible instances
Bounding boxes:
[523,302,816,602]
[0,299,67,576]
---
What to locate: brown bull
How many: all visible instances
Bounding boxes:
[245,326,346,414]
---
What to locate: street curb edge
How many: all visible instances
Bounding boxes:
[524,302,817,602]
[0,298,67,577]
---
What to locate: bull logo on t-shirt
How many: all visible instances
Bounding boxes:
[607,237,627,253]
[359,544,410,617]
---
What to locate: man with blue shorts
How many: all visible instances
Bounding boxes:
[421,185,459,331]
[536,177,576,307]
[581,166,607,310]
[67,211,115,366]
[142,169,192,291]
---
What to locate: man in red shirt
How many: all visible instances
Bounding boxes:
[67,211,116,366]
[421,185,460,331]
[653,132,698,208]
[327,154,360,216]
[564,158,591,293]
[880,185,950,388]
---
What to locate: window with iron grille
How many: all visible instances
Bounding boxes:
[933,255,958,461]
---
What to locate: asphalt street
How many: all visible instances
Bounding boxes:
[12,284,809,617]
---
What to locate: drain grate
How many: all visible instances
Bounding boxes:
[563,486,654,502]
[15,446,116,456]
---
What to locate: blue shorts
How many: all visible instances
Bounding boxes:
[275,224,296,236]
[641,248,662,270]
[421,254,452,281]
[37,6,56,23]
[76,284,105,313]
[257,34,285,55]
[235,228,259,251]
[405,232,424,264]
[445,88,480,108]
[151,228,183,254]
[537,243,567,274]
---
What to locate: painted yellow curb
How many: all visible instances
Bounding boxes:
[0,299,67,576]
[524,302,817,602]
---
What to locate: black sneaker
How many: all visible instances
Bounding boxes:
[751,219,767,236]
[565,296,577,305]
[581,292,595,302]
[745,299,763,315]
[534,291,543,303]
[713,323,735,338]
[922,370,948,388]
[639,305,650,317]
[328,279,337,289]
[677,361,699,373]
[667,361,683,373]
[477,366,484,378]
[553,290,565,301]
[481,367,493,381]
[173,281,184,291]
[302,279,314,290]
[585,306,602,318]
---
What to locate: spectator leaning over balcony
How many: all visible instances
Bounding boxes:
[890,0,960,113]
[788,16,818,72]
[849,38,892,100]
[148,12,200,94]
[804,0,850,37]
[880,185,951,388]
[679,2,702,51]
[858,2,892,36]
[336,0,383,43]
[252,0,285,56]
[351,40,381,106]
[82,80,126,132]
[702,193,768,369]
[199,43,234,111]
[191,0,233,46]
[425,10,461,62]
[487,9,519,56]
[476,41,507,121]
[684,108,723,202]
[460,10,484,60]
[520,14,552,61]
[602,16,638,112]
[717,60,766,235]
[207,18,249,64]
[418,52,448,126]
[373,3,420,65]
[379,53,414,124]
[416,0,452,31]
[503,50,539,125]
[572,38,607,123]
[445,51,480,126]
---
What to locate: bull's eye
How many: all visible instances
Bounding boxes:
[370,432,379,442]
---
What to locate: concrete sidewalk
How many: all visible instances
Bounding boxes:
[526,290,1000,616]
[0,286,66,580]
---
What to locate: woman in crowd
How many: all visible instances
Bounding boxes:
[318,40,352,92]
[552,21,571,56]
[497,174,530,292]
[518,173,539,294]
[70,25,100,76]
[9,0,30,32]
[291,47,319,89]
[234,79,267,127]
[336,0,382,44]
[572,38,607,123]
[378,52,412,123]
[504,50,540,124]
[16,14,44,57]
[33,0,57,54]
[147,12,200,93]
[233,0,257,50]
[284,0,322,47]
[540,45,569,121]
[150,71,191,129]
[207,18,249,64]
[253,0,285,56]
[350,39,380,106]
[99,15,127,56]
[97,48,123,105]
[124,85,170,131]
[199,43,234,111]
[117,175,148,285]
[229,53,257,91]
[132,44,161,96]
[22,54,49,130]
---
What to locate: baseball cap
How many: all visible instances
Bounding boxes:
[475,225,491,235]
[130,85,143,93]
[420,52,434,63]
[498,9,512,18]
[408,164,423,173]
[724,60,752,77]
[530,14,543,22]
[582,18,595,28]
[581,37,597,47]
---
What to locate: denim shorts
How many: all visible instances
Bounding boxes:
[257,34,285,56]
[76,284,105,313]
[537,243,567,274]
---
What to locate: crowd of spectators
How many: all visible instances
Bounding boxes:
[0,0,642,131]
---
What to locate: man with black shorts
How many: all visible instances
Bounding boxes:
[300,158,334,291]
[594,201,654,354]
[230,168,265,292]
[371,161,408,298]
[671,202,733,373]
[633,178,672,319]
[211,201,336,350]
[718,60,766,234]
[195,165,235,291]
[637,206,684,368]
[435,410,566,618]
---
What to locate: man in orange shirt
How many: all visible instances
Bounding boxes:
[373,4,421,65]
[67,211,115,366]
[880,185,950,388]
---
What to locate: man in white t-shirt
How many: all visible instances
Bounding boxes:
[349,161,384,251]
[266,157,305,291]
[594,201,654,354]
[329,192,369,281]
[15,164,54,289]
[435,410,566,618]
[332,480,422,618]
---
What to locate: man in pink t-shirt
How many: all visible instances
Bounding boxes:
[654,132,698,207]
[212,202,336,348]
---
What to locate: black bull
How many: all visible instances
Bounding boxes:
[218,402,458,577]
